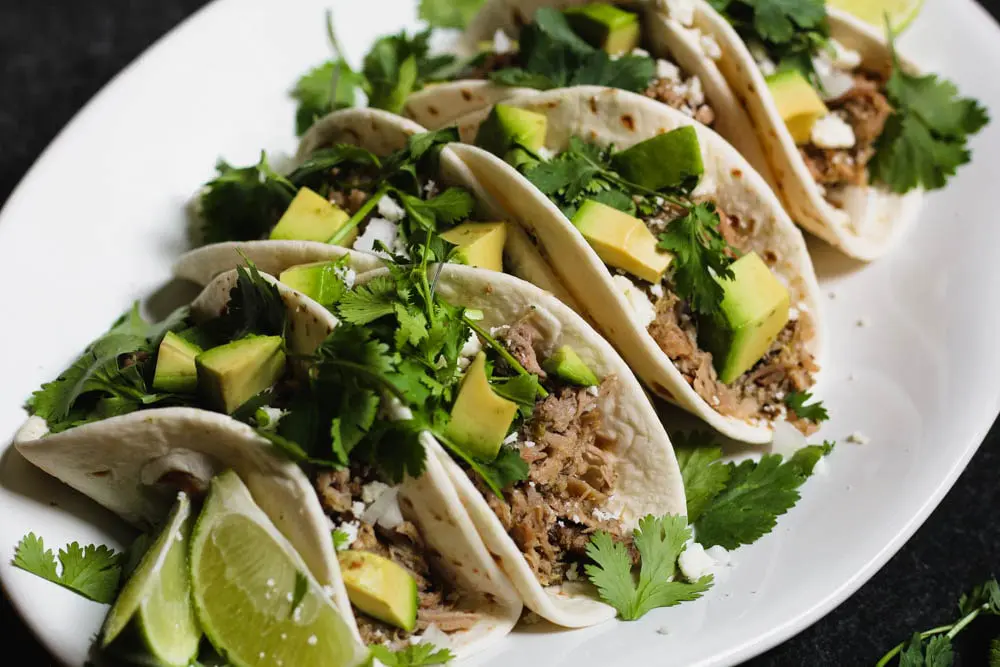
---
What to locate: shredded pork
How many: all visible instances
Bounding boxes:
[480,322,634,587]
[314,468,478,646]
[800,72,893,189]
[643,77,716,126]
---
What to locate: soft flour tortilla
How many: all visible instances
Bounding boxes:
[175,107,581,316]
[689,5,922,259]
[355,264,686,627]
[406,0,770,176]
[15,269,521,657]
[449,86,824,444]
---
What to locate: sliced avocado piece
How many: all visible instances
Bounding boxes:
[611,126,704,191]
[765,69,828,145]
[543,346,600,387]
[269,187,357,245]
[474,104,548,159]
[338,550,418,632]
[571,199,671,283]
[445,352,519,460]
[440,222,507,272]
[504,147,540,171]
[278,261,348,306]
[563,3,641,55]
[196,335,286,414]
[699,252,790,384]
[152,331,203,393]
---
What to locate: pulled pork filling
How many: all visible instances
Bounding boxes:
[314,467,478,647]
[800,72,893,191]
[642,203,818,432]
[474,321,634,587]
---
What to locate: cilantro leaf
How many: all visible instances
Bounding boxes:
[288,144,381,189]
[332,529,351,551]
[657,202,734,316]
[673,433,733,523]
[338,275,400,326]
[363,30,458,114]
[12,533,123,604]
[784,390,828,423]
[871,36,988,193]
[418,0,484,29]
[370,643,455,666]
[585,515,712,620]
[198,153,296,244]
[401,187,476,232]
[212,261,287,341]
[291,60,368,136]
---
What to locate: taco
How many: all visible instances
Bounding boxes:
[678,4,987,258]
[317,261,688,627]
[14,264,521,658]
[448,86,825,443]
[403,0,769,172]
[176,108,580,315]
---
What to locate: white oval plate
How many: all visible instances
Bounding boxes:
[1,0,998,665]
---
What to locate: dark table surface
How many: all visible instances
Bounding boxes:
[2,1,999,665]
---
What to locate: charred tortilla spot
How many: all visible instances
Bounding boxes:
[428,105,439,116]
[589,97,598,113]
[484,592,496,604]
[89,469,111,478]
[621,114,636,131]
[462,89,473,101]
[763,250,778,264]
[731,168,743,178]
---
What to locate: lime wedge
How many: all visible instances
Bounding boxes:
[828,0,923,33]
[101,493,201,667]
[190,470,369,667]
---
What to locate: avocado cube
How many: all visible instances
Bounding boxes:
[474,105,548,159]
[571,199,671,283]
[611,126,705,191]
[338,550,418,632]
[765,69,828,145]
[699,252,790,384]
[445,352,519,460]
[152,331,203,393]
[278,261,348,306]
[269,187,357,245]
[440,222,507,272]
[543,346,600,387]
[195,335,286,414]
[563,3,640,55]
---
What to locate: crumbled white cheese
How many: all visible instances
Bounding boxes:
[493,29,516,55]
[649,282,665,299]
[749,41,777,76]
[788,306,800,321]
[490,324,510,337]
[333,263,356,290]
[592,506,620,522]
[811,114,856,149]
[678,541,718,581]
[586,385,600,397]
[537,146,556,160]
[612,275,657,328]
[376,195,406,223]
[700,34,722,60]
[423,179,437,195]
[503,431,519,446]
[653,57,680,82]
[361,480,391,504]
[352,217,399,258]
[705,545,731,566]
[631,47,650,58]
[829,39,862,70]
[812,52,856,100]
[847,432,870,445]
[523,440,536,448]
[460,331,482,359]
[660,0,695,26]
[351,500,366,517]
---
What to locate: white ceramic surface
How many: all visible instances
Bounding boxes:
[1,0,998,665]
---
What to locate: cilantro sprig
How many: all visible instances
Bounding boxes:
[674,432,832,549]
[657,202,735,316]
[870,31,989,194]
[585,514,712,620]
[877,578,1000,667]
[784,390,829,423]
[12,533,123,604]
[370,643,455,666]
[418,0,484,30]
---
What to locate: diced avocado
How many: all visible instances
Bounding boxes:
[269,187,357,245]
[338,550,418,632]
[152,331,203,393]
[571,199,671,283]
[440,222,507,272]
[611,126,704,191]
[563,3,641,55]
[543,346,600,387]
[445,352,519,460]
[474,105,548,159]
[195,336,286,414]
[765,69,828,145]
[699,252,790,384]
[504,147,540,171]
[278,261,347,306]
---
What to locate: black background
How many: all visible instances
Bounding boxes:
[1,1,998,665]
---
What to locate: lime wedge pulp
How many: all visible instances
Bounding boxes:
[101,492,201,667]
[190,470,369,667]
[828,0,923,33]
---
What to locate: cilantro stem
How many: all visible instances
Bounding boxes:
[874,605,987,667]
[462,316,549,398]
[328,186,389,246]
